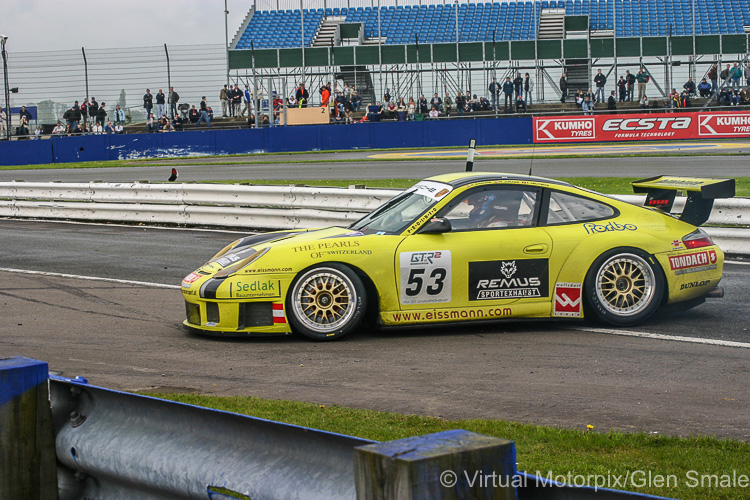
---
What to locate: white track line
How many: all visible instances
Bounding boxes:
[726,260,750,266]
[572,326,750,349]
[0,267,180,289]
[0,217,253,234]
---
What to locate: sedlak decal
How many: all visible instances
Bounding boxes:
[553,282,582,317]
[469,259,549,300]
[231,279,281,299]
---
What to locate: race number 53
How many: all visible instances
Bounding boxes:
[399,251,452,305]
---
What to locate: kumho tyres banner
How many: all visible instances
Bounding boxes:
[533,111,750,143]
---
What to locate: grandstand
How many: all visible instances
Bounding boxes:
[234,0,750,50]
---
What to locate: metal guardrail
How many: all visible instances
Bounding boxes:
[0,182,747,254]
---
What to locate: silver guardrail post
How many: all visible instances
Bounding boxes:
[0,356,59,500]
[354,429,517,499]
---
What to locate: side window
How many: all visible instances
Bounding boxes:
[443,188,538,231]
[546,191,615,225]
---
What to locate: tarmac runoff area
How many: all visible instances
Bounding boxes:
[369,140,750,159]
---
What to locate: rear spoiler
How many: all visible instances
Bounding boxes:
[631,176,735,226]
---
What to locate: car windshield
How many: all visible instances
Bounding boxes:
[350,180,453,234]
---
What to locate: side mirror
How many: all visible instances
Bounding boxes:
[418,218,452,234]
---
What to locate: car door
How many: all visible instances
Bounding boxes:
[394,185,553,317]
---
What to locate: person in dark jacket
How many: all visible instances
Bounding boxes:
[625,70,636,101]
[96,103,107,126]
[513,72,523,98]
[488,77,500,110]
[143,89,154,118]
[155,89,166,119]
[559,73,568,103]
[607,91,617,111]
[697,79,712,97]
[294,83,309,108]
[502,77,514,110]
[418,94,428,114]
[88,98,99,127]
[617,76,627,102]
[594,69,607,103]
[683,78,696,96]
[456,92,466,116]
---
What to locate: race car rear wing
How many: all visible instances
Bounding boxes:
[631,176,735,226]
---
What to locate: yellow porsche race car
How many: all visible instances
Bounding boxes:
[182,172,733,340]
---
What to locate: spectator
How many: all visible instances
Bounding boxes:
[158,114,170,131]
[318,82,331,108]
[513,72,523,99]
[456,92,465,116]
[488,77,500,110]
[502,76,514,110]
[383,88,391,104]
[559,73,568,103]
[344,98,354,124]
[697,79,712,97]
[169,86,180,118]
[444,92,452,117]
[113,105,125,126]
[431,93,442,113]
[428,105,439,119]
[745,63,750,87]
[386,100,397,120]
[188,105,199,123]
[96,103,107,126]
[156,89,166,118]
[636,68,649,101]
[18,106,32,136]
[146,113,157,133]
[594,69,606,103]
[515,92,526,113]
[63,105,80,132]
[33,125,42,139]
[581,96,593,115]
[196,97,211,127]
[407,97,416,120]
[92,121,103,134]
[575,89,584,107]
[295,83,309,108]
[80,98,89,126]
[730,88,741,106]
[352,92,361,112]
[240,85,252,117]
[524,72,533,106]
[626,70,636,101]
[607,90,617,111]
[680,91,691,108]
[88,98,99,127]
[103,120,115,134]
[232,83,242,116]
[396,97,407,121]
[640,95,649,109]
[172,114,184,131]
[114,122,124,134]
[79,122,88,134]
[418,94,428,114]
[617,76,627,102]
[0,106,6,138]
[143,90,153,119]
[720,64,731,87]
[52,121,65,135]
[708,64,718,94]
[220,84,229,116]
[683,77,696,97]
[288,94,297,107]
[670,89,681,108]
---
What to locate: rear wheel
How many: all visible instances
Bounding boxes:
[287,264,366,340]
[584,249,664,326]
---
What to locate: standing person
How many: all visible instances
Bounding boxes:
[169,87,179,118]
[745,62,750,87]
[455,92,465,117]
[708,63,718,95]
[320,81,331,108]
[155,89,166,118]
[617,76,627,102]
[88,98,99,128]
[383,88,391,104]
[241,85,252,117]
[0,106,6,139]
[80,98,89,127]
[626,70,636,101]
[96,102,107,126]
[443,91,452,117]
[232,83,242,117]
[720,64,731,87]
[731,62,742,88]
[142,90,153,120]
[523,72,533,106]
[295,83,309,108]
[488,77,500,110]
[559,73,568,103]
[220,84,229,116]
[502,76,514,110]
[418,94,428,114]
[196,97,211,127]
[636,68,649,101]
[513,72,523,99]
[594,69,607,103]
[113,105,125,125]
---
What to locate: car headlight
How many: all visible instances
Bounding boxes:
[211,240,241,261]
[214,247,270,278]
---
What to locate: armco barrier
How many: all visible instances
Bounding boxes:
[0,117,533,166]
[2,357,674,500]
[0,181,747,255]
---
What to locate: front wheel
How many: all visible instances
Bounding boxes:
[584,249,664,326]
[287,264,366,340]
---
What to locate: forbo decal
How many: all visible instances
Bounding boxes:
[583,221,637,234]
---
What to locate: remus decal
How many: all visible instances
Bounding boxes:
[469,259,549,300]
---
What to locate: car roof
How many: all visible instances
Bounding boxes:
[424,172,574,189]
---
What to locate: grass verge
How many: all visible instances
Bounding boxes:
[145,392,749,500]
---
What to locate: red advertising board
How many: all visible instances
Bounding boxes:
[533,111,750,143]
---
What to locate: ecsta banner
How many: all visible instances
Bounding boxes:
[533,111,750,142]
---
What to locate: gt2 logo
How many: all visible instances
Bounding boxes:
[410,251,442,265]
[583,221,637,234]
[602,117,691,131]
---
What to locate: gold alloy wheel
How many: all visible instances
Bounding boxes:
[292,268,356,333]
[595,253,655,317]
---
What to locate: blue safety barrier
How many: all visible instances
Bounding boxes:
[0,117,533,166]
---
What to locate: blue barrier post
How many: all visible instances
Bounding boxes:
[0,356,58,500]
[354,429,517,500]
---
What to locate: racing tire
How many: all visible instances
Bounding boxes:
[287,264,366,341]
[584,248,664,327]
